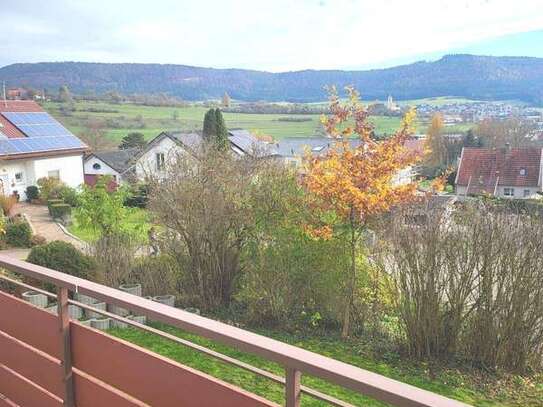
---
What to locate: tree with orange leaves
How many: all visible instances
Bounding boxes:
[303,87,424,338]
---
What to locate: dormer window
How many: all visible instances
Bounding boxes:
[520,168,527,176]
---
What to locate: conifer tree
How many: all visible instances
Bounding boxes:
[202,108,217,141]
[214,109,229,150]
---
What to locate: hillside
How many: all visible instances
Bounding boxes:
[1,54,542,104]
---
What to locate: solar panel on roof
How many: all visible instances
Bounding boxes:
[2,112,72,138]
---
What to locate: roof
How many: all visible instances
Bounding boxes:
[0,100,43,138]
[228,129,278,158]
[170,132,203,153]
[0,100,87,159]
[456,147,542,194]
[277,137,363,158]
[87,148,139,173]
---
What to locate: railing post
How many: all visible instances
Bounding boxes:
[57,287,75,407]
[285,368,301,407]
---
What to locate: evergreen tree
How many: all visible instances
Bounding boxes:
[119,132,146,150]
[202,108,217,141]
[214,109,229,150]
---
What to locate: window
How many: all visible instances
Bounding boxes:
[156,153,165,171]
[524,189,531,197]
[520,168,527,176]
[48,170,60,179]
[504,188,515,197]
[14,172,23,182]
[93,163,101,170]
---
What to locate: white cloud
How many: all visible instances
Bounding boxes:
[1,0,542,70]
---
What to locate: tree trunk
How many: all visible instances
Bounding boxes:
[342,213,358,339]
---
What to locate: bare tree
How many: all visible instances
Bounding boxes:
[148,144,267,311]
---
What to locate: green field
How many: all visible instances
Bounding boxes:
[41,101,470,145]
[110,324,542,406]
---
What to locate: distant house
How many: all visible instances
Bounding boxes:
[134,130,277,179]
[6,88,28,100]
[83,147,139,187]
[276,137,362,167]
[276,136,421,185]
[0,100,87,200]
[455,146,543,199]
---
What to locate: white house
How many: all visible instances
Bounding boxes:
[134,130,277,179]
[84,148,139,187]
[0,100,87,200]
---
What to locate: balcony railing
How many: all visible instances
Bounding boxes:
[0,255,470,407]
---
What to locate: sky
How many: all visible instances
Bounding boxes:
[1,0,543,72]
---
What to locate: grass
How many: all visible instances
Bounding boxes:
[109,323,542,406]
[68,207,150,242]
[41,100,454,143]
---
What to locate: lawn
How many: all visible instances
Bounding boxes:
[41,100,444,143]
[109,323,542,407]
[68,207,151,242]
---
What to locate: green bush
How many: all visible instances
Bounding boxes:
[26,186,40,201]
[50,204,71,219]
[47,199,64,215]
[5,221,32,247]
[124,183,149,208]
[58,186,79,207]
[37,177,65,200]
[27,241,96,280]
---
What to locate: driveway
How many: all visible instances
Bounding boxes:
[10,203,85,250]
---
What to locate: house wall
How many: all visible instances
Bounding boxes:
[392,166,415,186]
[455,185,541,199]
[135,137,186,179]
[496,186,540,199]
[33,155,84,189]
[0,154,83,200]
[83,156,122,183]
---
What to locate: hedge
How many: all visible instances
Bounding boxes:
[47,199,64,215]
[50,203,71,219]
[5,221,32,247]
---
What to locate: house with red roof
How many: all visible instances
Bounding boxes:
[455,145,543,199]
[0,100,87,200]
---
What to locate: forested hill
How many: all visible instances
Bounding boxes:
[1,54,542,104]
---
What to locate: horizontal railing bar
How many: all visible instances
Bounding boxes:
[0,276,353,406]
[0,275,57,299]
[0,256,470,407]
[70,300,354,407]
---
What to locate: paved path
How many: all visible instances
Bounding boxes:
[11,203,85,249]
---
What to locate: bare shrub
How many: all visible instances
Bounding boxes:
[130,255,178,298]
[89,232,138,288]
[382,200,543,372]
[148,145,267,311]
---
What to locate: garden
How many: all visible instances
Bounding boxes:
[9,93,542,406]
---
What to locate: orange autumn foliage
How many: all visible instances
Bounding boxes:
[303,87,423,231]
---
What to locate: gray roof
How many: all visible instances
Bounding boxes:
[277,137,363,158]
[169,132,203,153]
[89,148,139,173]
[228,129,278,158]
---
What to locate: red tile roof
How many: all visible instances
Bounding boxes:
[0,100,44,139]
[457,147,542,194]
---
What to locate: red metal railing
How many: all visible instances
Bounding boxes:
[0,255,471,407]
